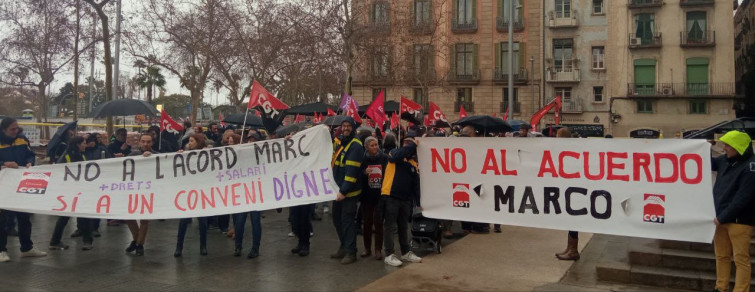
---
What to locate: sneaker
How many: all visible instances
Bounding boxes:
[70,230,82,238]
[92,231,101,238]
[287,232,295,237]
[0,251,9,262]
[401,251,422,263]
[340,253,357,265]
[21,247,48,257]
[82,243,93,251]
[49,242,70,250]
[384,254,403,267]
[247,247,259,259]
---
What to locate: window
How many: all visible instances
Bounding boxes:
[372,88,386,101]
[592,47,605,69]
[637,100,653,113]
[413,88,428,109]
[414,0,431,25]
[457,0,474,24]
[690,100,707,114]
[634,14,655,44]
[686,58,709,95]
[686,11,706,42]
[455,43,475,76]
[555,87,572,102]
[457,88,472,103]
[500,42,520,73]
[593,86,604,102]
[500,0,522,22]
[553,39,574,72]
[592,0,604,14]
[413,44,433,74]
[372,1,390,24]
[555,0,571,18]
[503,88,520,113]
[371,48,389,77]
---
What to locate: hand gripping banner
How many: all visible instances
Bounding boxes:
[0,126,338,220]
[417,137,716,243]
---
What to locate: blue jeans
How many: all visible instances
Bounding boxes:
[333,196,358,255]
[176,217,208,248]
[234,211,261,250]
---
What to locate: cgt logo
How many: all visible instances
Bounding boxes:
[452,183,470,208]
[17,172,52,195]
[643,194,665,223]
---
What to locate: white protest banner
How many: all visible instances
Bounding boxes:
[0,125,338,219]
[417,137,716,243]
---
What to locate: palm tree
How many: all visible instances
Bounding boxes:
[135,66,166,103]
[133,60,146,100]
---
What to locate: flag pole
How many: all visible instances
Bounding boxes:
[240,108,249,142]
[159,130,162,151]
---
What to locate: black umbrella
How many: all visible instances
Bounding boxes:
[453,115,512,133]
[286,102,338,116]
[275,122,314,137]
[322,115,351,127]
[358,100,401,114]
[89,99,159,118]
[46,121,77,159]
[223,113,264,127]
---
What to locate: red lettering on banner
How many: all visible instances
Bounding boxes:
[244,183,254,204]
[232,183,242,206]
[188,190,198,210]
[201,189,216,209]
[583,152,605,180]
[654,153,679,183]
[431,148,449,173]
[482,149,500,175]
[53,196,67,211]
[606,152,629,181]
[501,150,517,175]
[633,153,653,182]
[96,195,111,214]
[680,154,703,184]
[451,148,467,173]
[175,191,187,211]
[128,193,154,214]
[258,179,264,203]
[431,148,466,173]
[558,151,581,179]
[538,151,558,178]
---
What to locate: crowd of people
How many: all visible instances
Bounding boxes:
[0,115,754,291]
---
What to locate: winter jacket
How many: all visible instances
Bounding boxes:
[57,148,87,164]
[107,139,131,157]
[0,132,35,167]
[711,145,755,225]
[85,144,110,160]
[381,143,420,205]
[333,135,365,197]
[360,150,389,205]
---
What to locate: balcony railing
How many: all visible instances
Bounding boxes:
[370,19,391,34]
[681,30,715,47]
[494,67,528,84]
[499,102,521,114]
[451,18,478,33]
[455,101,474,112]
[546,60,580,83]
[410,18,433,35]
[548,10,578,28]
[680,0,714,7]
[626,83,736,97]
[496,16,524,33]
[561,99,583,113]
[628,33,662,49]
[628,0,663,9]
[448,69,481,84]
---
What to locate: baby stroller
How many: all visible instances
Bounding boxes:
[410,212,443,254]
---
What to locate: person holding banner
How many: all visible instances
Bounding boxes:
[49,136,95,251]
[174,134,211,257]
[711,130,755,292]
[458,126,490,234]
[553,127,580,261]
[359,136,388,260]
[0,118,47,262]
[233,133,264,259]
[330,117,365,265]
[124,133,159,256]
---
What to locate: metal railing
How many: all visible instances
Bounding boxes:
[448,69,481,83]
[494,67,528,83]
[496,16,524,32]
[679,0,714,6]
[548,10,577,28]
[628,33,662,48]
[628,0,663,8]
[561,99,583,113]
[455,101,474,112]
[546,60,580,82]
[681,30,715,47]
[626,83,736,96]
[451,18,477,33]
[499,102,521,114]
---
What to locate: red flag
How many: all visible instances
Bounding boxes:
[219,113,226,128]
[423,115,431,126]
[530,98,559,132]
[366,90,387,126]
[160,110,184,134]
[294,114,305,123]
[428,102,448,125]
[502,108,509,121]
[313,112,320,123]
[459,105,468,119]
[248,80,289,117]
[346,99,362,123]
[400,96,423,115]
[327,108,337,116]
[390,112,399,129]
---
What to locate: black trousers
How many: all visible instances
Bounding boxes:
[291,205,312,247]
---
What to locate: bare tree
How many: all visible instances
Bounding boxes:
[83,0,114,133]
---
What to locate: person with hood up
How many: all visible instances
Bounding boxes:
[359,136,388,260]
[711,130,755,292]
[329,117,365,264]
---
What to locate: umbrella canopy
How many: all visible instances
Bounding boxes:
[453,115,512,133]
[275,122,314,137]
[286,102,338,116]
[46,121,77,158]
[321,115,352,127]
[223,113,264,127]
[503,119,529,131]
[89,99,159,118]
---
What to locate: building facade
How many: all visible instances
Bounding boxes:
[607,0,737,137]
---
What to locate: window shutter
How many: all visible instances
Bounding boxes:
[473,43,479,71]
[450,44,457,75]
[518,42,526,71]
[495,42,501,71]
